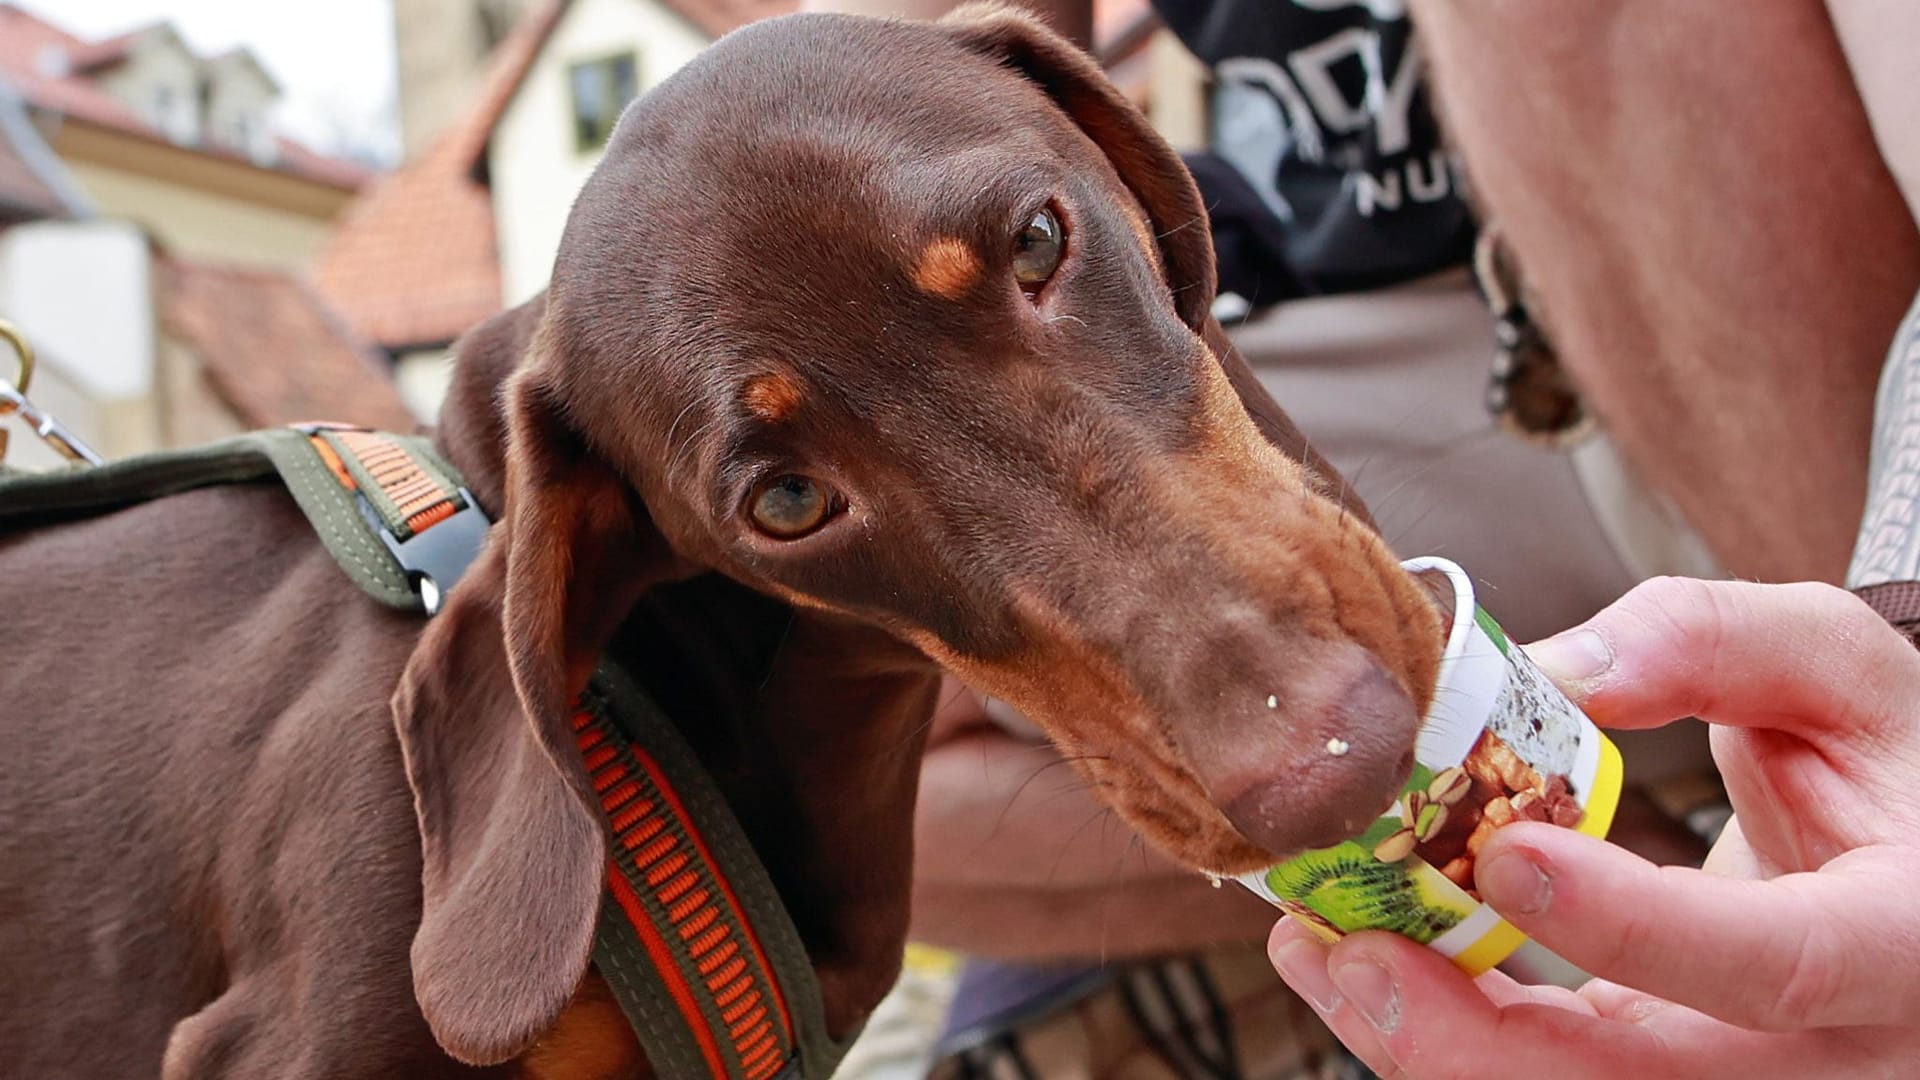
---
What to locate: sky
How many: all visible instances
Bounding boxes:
[33,0,401,165]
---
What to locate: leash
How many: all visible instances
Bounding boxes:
[0,319,104,467]
[0,403,853,1077]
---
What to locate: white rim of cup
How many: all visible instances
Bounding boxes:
[1400,555,1476,670]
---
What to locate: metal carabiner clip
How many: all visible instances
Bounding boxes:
[0,319,104,467]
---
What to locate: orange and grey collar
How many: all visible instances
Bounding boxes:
[298,423,490,614]
[0,425,854,1079]
[300,425,852,1078]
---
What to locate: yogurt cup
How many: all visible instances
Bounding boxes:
[1237,556,1623,975]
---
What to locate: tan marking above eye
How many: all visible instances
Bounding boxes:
[911,237,983,300]
[742,372,805,422]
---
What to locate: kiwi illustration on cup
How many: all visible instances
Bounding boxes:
[1238,557,1624,975]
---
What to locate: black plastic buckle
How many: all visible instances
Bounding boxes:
[360,488,491,615]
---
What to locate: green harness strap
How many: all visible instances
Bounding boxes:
[576,668,857,1080]
[0,428,856,1080]
[0,428,448,611]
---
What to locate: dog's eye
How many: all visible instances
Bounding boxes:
[749,474,835,539]
[1013,207,1063,292]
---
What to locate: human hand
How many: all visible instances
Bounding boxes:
[1268,577,1920,1078]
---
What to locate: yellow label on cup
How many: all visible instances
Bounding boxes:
[1238,557,1624,975]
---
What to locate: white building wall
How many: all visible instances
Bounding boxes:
[490,0,710,304]
[0,220,158,465]
[203,56,281,163]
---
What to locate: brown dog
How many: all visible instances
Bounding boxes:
[0,9,1440,1077]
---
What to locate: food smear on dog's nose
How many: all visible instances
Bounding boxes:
[1237,557,1624,976]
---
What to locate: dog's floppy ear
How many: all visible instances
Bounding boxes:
[390,309,677,1065]
[944,3,1216,329]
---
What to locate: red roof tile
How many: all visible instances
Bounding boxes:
[0,4,370,191]
[0,97,64,218]
[64,25,148,74]
[310,0,572,348]
[314,0,1146,350]
[160,256,417,431]
[661,0,796,39]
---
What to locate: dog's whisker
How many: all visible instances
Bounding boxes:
[1154,215,1205,241]
[1361,424,1497,531]
[661,397,703,468]
[1386,499,1445,554]
[664,415,723,483]
[1047,805,1118,888]
[982,753,1111,844]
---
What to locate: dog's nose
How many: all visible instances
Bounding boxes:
[1181,644,1421,858]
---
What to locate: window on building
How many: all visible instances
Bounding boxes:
[569,52,638,153]
[149,82,199,144]
[149,83,176,130]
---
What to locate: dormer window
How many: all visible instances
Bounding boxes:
[149,82,198,144]
[150,83,173,126]
[569,52,637,153]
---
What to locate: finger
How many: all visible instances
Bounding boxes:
[1698,815,1768,879]
[1270,920,1599,1029]
[1323,932,1670,1079]
[1293,929,1858,1080]
[1472,966,1599,1014]
[1475,824,1920,1030]
[1524,578,1915,741]
[1579,983,1874,1079]
[1267,920,1397,1076]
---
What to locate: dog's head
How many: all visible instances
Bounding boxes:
[393,7,1443,1066]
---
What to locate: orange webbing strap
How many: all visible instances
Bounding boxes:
[573,695,800,1080]
[305,426,464,539]
[296,424,488,614]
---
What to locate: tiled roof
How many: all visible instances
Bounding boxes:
[314,0,1141,350]
[0,90,64,219]
[311,0,572,349]
[660,0,796,39]
[64,25,148,74]
[160,256,417,431]
[0,4,370,192]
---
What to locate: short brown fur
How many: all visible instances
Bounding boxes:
[0,10,1441,1078]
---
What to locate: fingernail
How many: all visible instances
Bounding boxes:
[1524,628,1613,687]
[1271,939,1343,1014]
[1329,957,1400,1034]
[1477,849,1551,915]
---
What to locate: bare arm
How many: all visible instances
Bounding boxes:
[1412,0,1920,584]
[798,0,1093,50]
[1827,0,1920,224]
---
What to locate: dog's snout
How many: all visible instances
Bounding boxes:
[1179,644,1421,860]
